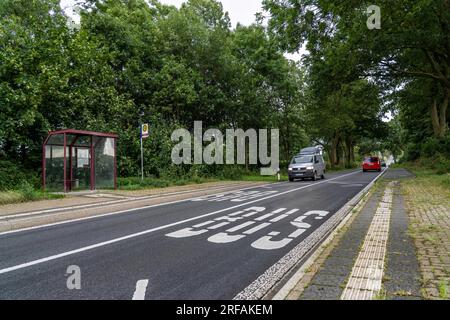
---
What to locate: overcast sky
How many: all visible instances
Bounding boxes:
[60,0,304,61]
[160,0,263,27]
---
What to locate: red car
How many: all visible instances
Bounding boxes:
[362,157,381,172]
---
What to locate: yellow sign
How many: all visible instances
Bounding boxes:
[142,124,149,138]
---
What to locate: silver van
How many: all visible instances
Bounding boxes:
[288,148,326,182]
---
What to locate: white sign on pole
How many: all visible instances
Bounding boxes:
[141,124,150,139]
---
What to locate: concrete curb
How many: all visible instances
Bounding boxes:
[270,169,386,300]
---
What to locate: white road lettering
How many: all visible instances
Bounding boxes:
[207,222,230,230]
[166,228,209,238]
[243,223,271,235]
[252,236,293,250]
[227,221,255,233]
[193,221,215,228]
[251,210,330,250]
[192,191,278,203]
[168,206,330,251]
[208,233,246,244]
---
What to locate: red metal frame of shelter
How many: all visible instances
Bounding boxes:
[42,129,118,192]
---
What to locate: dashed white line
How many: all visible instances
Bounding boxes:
[132,279,149,300]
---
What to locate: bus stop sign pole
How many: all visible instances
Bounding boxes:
[141,124,149,181]
[140,127,144,181]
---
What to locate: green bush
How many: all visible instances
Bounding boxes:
[0,160,27,191]
[18,181,37,201]
[430,155,450,175]
[117,175,218,190]
[403,134,450,162]
[117,176,171,190]
[401,155,450,176]
[216,166,250,180]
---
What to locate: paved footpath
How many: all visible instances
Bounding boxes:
[401,172,450,299]
[285,168,449,300]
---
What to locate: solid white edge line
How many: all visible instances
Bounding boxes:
[0,182,279,236]
[132,279,149,300]
[0,182,275,220]
[0,170,359,275]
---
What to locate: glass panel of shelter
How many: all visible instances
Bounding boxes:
[44,132,117,192]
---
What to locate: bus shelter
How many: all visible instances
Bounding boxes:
[42,130,118,192]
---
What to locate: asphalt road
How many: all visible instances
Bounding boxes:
[0,170,383,300]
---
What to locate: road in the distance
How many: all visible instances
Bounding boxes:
[0,170,382,300]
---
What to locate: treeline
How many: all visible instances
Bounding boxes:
[4,0,445,191]
[0,0,310,188]
[263,0,450,171]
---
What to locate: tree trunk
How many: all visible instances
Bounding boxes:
[338,142,345,167]
[344,136,354,168]
[330,136,339,169]
[350,144,355,163]
[431,87,449,138]
[439,87,449,137]
[431,98,440,137]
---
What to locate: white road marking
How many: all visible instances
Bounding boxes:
[251,211,330,250]
[252,236,293,250]
[192,190,278,203]
[1,184,264,221]
[132,279,149,300]
[0,170,360,275]
[269,215,289,223]
[207,222,229,230]
[0,183,272,236]
[243,223,271,235]
[226,221,255,233]
[208,233,246,244]
[239,170,386,300]
[169,207,330,251]
[193,221,215,228]
[255,208,286,221]
[215,216,243,223]
[242,211,261,218]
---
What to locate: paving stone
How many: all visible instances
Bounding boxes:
[299,189,383,300]
[424,287,440,298]
[311,273,348,287]
[401,172,450,300]
[300,285,343,300]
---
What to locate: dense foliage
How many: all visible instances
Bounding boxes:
[264,0,449,169]
[0,0,310,189]
[1,0,447,191]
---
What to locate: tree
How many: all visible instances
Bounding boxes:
[0,0,309,182]
[382,119,403,163]
[0,0,71,167]
[263,0,450,138]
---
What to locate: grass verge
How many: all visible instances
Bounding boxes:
[0,184,64,206]
[391,161,450,190]
[396,162,450,300]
